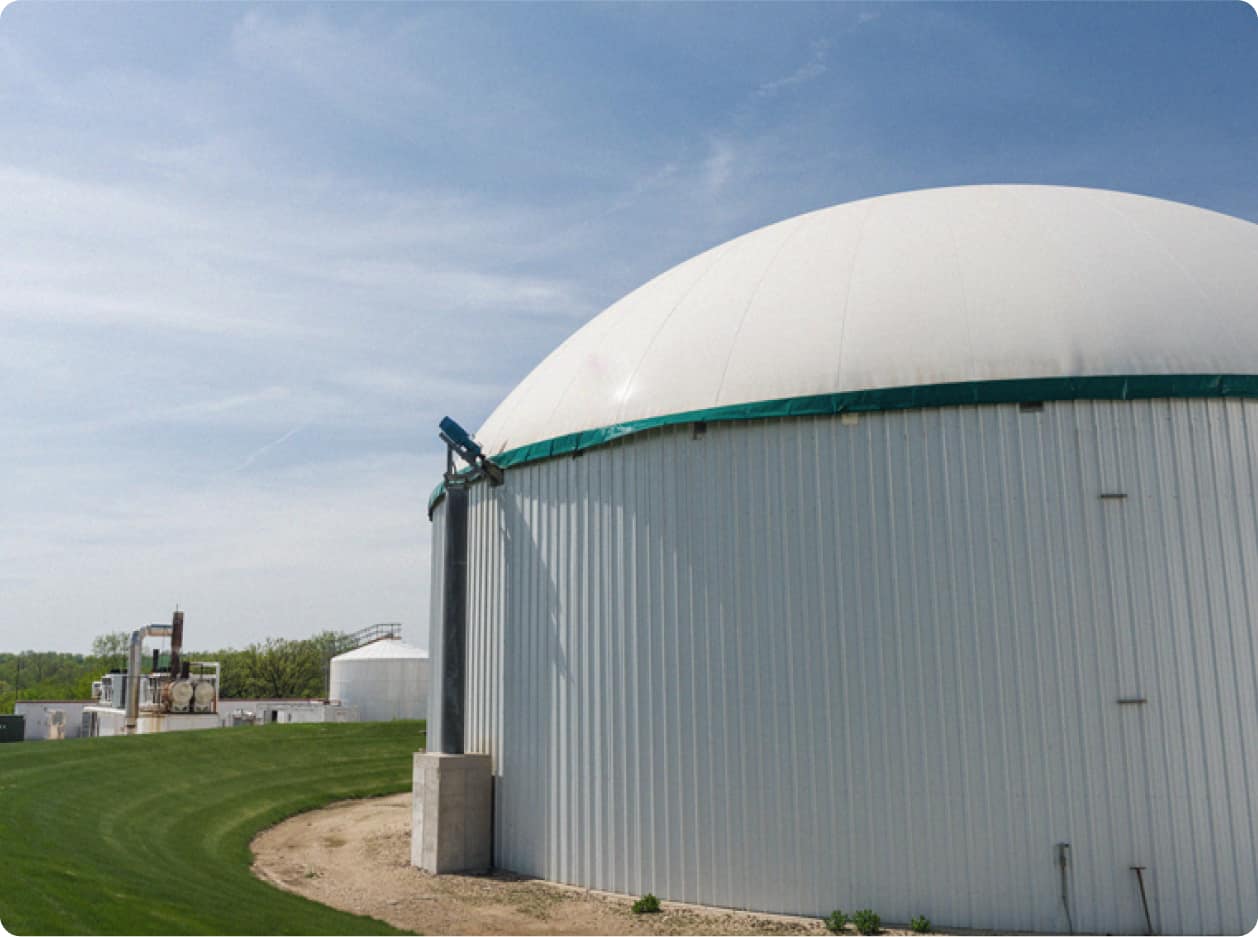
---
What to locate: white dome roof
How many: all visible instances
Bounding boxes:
[331,639,428,662]
[478,185,1258,456]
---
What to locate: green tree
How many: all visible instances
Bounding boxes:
[0,650,91,708]
[90,631,130,664]
[233,638,325,698]
[308,630,357,697]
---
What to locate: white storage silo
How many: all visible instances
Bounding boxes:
[427,186,1258,935]
[329,639,429,722]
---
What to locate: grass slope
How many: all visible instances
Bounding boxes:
[0,721,421,936]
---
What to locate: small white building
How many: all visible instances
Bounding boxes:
[15,695,358,739]
[13,701,92,740]
[224,698,359,725]
[84,706,220,738]
[329,638,429,722]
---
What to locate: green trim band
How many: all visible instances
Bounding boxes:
[428,373,1258,513]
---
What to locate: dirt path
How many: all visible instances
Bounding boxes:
[250,792,851,936]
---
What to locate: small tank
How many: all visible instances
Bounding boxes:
[169,680,194,713]
[192,681,216,714]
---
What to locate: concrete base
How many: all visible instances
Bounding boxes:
[411,752,493,873]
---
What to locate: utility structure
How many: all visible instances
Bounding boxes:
[420,185,1258,935]
[435,416,502,754]
[328,633,430,722]
[83,610,221,737]
[409,417,502,875]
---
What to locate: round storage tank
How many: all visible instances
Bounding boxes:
[426,185,1258,936]
[330,638,429,722]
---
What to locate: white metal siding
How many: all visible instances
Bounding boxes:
[429,398,1258,935]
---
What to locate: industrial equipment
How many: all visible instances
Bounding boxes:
[0,715,24,743]
[82,611,220,736]
[439,416,504,486]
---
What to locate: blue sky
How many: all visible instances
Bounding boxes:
[1,1,1255,653]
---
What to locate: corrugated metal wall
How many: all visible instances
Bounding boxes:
[427,398,1258,935]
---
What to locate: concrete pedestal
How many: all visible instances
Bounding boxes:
[411,752,493,873]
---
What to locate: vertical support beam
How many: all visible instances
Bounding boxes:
[440,476,469,754]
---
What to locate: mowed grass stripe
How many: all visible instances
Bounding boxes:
[0,721,420,935]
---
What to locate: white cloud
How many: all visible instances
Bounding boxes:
[0,454,438,651]
[52,388,300,434]
[702,138,737,194]
[756,39,832,98]
[0,97,597,652]
[229,9,435,132]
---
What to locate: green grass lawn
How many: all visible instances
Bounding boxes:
[0,721,422,936]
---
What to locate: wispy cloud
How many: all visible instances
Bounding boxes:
[52,388,298,435]
[229,9,435,132]
[233,418,315,473]
[756,39,832,98]
[0,11,603,649]
[1,0,1253,653]
[702,138,737,194]
[0,454,437,649]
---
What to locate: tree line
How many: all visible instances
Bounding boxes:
[0,630,358,714]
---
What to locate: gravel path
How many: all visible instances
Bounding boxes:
[250,792,881,936]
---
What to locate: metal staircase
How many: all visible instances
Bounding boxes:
[344,622,402,650]
[321,623,403,699]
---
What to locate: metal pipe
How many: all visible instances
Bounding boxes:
[1132,866,1154,935]
[1057,843,1074,935]
[440,475,469,754]
[169,610,184,676]
[125,623,173,733]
